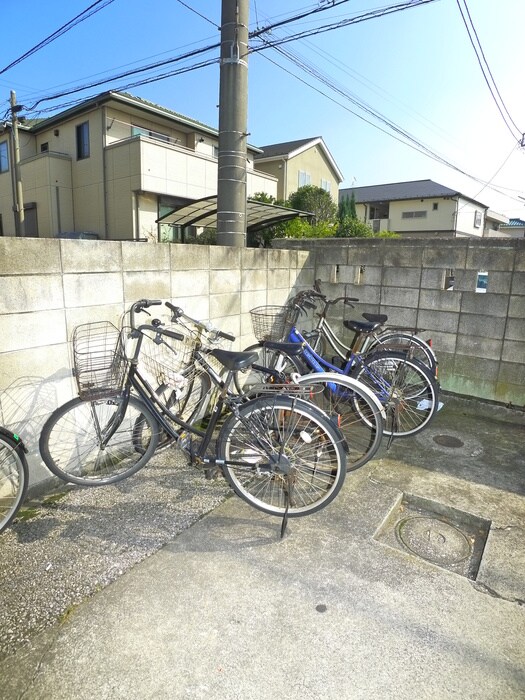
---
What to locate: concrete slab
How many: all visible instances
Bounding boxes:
[0,402,524,699]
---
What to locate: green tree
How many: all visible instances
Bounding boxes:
[336,216,374,238]
[288,185,337,225]
[338,192,357,221]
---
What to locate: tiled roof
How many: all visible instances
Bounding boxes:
[254,138,320,160]
[501,218,525,227]
[340,179,460,203]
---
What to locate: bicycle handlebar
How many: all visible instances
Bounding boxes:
[129,299,162,329]
[164,301,236,342]
[135,323,185,342]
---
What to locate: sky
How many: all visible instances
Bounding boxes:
[1,0,524,218]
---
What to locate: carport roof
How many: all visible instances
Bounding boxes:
[156,196,310,232]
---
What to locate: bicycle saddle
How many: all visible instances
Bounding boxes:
[210,349,260,371]
[362,312,388,324]
[343,319,383,334]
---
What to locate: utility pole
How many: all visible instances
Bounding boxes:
[216,0,249,247]
[10,90,25,237]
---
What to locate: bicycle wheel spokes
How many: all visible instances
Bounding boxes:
[218,396,345,517]
[0,439,28,533]
[295,375,384,471]
[355,352,439,437]
[39,396,159,486]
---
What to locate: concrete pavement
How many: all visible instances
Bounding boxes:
[1,397,524,699]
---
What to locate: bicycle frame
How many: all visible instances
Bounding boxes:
[286,326,395,404]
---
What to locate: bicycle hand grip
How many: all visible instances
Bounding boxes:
[135,299,162,309]
[164,301,184,318]
[217,330,236,342]
[160,328,185,341]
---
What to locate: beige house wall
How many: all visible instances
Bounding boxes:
[0,96,277,239]
[285,147,339,202]
[357,196,486,237]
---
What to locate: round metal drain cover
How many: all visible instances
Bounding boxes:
[433,434,464,448]
[396,516,472,565]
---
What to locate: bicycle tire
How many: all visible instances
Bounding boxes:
[293,373,385,471]
[217,394,346,517]
[369,331,438,376]
[352,351,439,437]
[0,433,28,533]
[39,395,160,486]
[233,343,307,396]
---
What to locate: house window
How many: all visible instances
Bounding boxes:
[474,211,482,228]
[40,142,49,153]
[76,122,90,160]
[213,145,219,159]
[402,210,427,219]
[433,202,438,211]
[0,141,9,173]
[298,170,311,187]
[320,178,331,193]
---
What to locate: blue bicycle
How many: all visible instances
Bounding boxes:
[235,301,440,439]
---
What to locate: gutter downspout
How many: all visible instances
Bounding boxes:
[101,107,108,239]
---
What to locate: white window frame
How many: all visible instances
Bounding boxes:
[298,170,311,188]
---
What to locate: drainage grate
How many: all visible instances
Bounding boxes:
[375,493,491,579]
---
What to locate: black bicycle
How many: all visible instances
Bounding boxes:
[0,427,28,534]
[39,300,348,527]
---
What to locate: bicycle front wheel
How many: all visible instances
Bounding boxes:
[353,351,439,437]
[39,395,160,486]
[217,395,346,517]
[0,434,28,533]
[293,373,385,471]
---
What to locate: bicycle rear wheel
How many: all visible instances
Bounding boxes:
[233,343,307,396]
[293,373,385,471]
[0,433,28,533]
[352,351,439,437]
[369,332,438,376]
[217,395,346,517]
[39,395,160,486]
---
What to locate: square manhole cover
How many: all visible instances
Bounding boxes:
[374,493,491,580]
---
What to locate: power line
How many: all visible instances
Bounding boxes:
[260,42,525,205]
[0,0,117,76]
[455,0,522,141]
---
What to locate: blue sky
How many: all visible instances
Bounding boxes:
[1,0,524,217]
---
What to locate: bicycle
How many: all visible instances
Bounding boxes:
[236,300,440,439]
[39,300,348,532]
[0,427,29,534]
[161,304,386,474]
[306,282,438,376]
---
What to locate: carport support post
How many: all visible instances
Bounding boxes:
[216,0,249,247]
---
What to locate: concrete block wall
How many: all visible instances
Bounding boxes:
[0,238,314,488]
[272,237,525,407]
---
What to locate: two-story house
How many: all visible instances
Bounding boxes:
[253,137,343,204]
[0,91,279,241]
[339,179,489,238]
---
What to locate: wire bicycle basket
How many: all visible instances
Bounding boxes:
[249,304,300,342]
[138,328,196,392]
[72,321,128,400]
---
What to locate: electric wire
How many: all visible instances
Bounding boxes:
[455,0,522,141]
[0,0,117,76]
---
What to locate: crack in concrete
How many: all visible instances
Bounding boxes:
[471,580,525,607]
